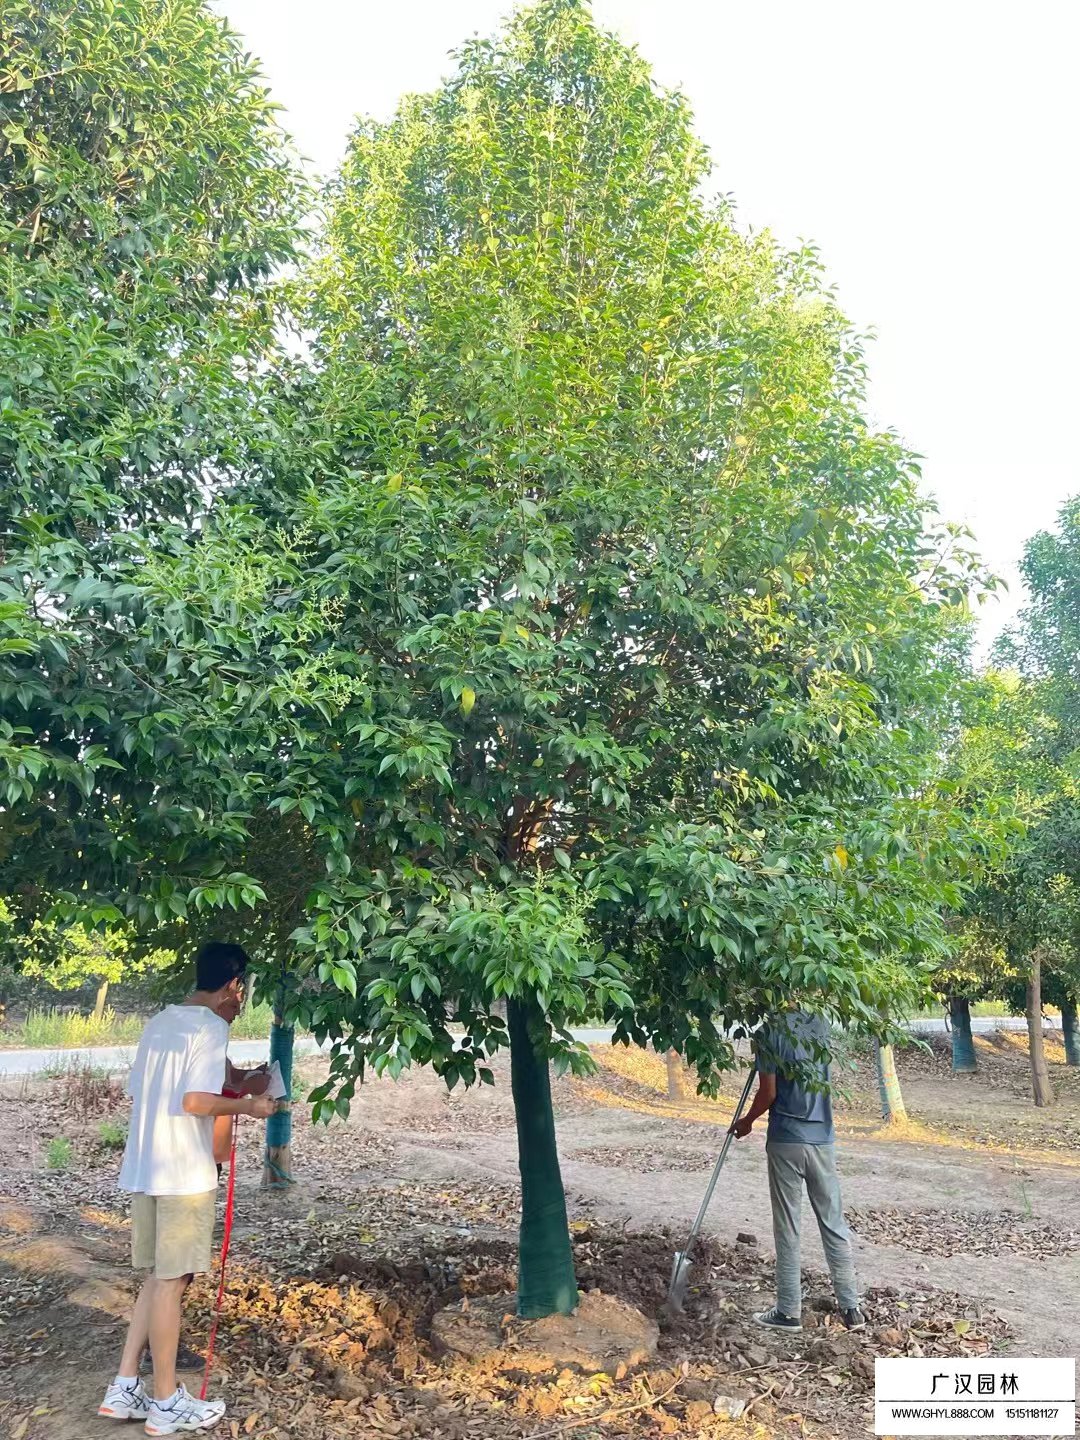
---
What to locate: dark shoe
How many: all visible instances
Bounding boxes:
[753,1306,802,1331]
[842,1307,867,1331]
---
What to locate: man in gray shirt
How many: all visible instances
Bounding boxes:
[731,1010,865,1332]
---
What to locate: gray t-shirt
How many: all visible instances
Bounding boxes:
[756,1011,835,1145]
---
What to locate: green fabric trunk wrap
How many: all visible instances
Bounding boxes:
[265,1016,294,1155]
[1062,1000,1080,1067]
[949,996,977,1072]
[508,997,579,1319]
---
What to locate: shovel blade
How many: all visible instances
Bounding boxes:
[667,1251,691,1311]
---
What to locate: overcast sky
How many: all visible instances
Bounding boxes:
[215,0,1078,650]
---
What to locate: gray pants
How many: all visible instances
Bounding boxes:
[766,1141,858,1317]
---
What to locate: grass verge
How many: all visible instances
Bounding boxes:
[6,1006,145,1049]
[1,999,297,1048]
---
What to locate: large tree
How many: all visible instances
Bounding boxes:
[7,0,988,1317]
[97,0,983,1317]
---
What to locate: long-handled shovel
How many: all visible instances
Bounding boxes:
[666,1065,756,1312]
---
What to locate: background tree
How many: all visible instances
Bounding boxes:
[935,916,1014,1073]
[179,812,327,1189]
[874,1041,908,1125]
[664,1049,688,1101]
[942,671,1077,1106]
[0,0,303,842]
[0,907,171,1020]
[997,497,1080,1071]
[0,0,309,1174]
[1046,967,1080,1067]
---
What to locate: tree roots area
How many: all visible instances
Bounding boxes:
[2,1034,1078,1440]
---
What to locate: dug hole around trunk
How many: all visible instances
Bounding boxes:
[430,1291,659,1375]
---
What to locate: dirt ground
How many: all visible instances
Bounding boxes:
[1,1031,1077,1440]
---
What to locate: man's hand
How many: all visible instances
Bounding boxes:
[245,1094,277,1120]
[729,1072,775,1139]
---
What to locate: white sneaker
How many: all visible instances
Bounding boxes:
[144,1386,226,1436]
[99,1378,151,1420]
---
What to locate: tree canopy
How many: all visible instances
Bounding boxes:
[54,0,993,1083]
[0,0,304,854]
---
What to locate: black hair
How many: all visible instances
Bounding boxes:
[195,941,249,992]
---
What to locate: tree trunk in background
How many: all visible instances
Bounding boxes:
[262,980,295,1189]
[1026,957,1055,1108]
[92,980,109,1023]
[875,1041,908,1123]
[665,1049,686,1100]
[1061,999,1080,1067]
[949,996,977,1073]
[508,997,578,1318]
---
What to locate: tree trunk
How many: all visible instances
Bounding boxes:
[1061,999,1080,1067]
[665,1048,685,1100]
[949,996,977,1073]
[1026,956,1055,1108]
[262,987,295,1190]
[875,1041,907,1123]
[92,980,109,1023]
[508,997,578,1318]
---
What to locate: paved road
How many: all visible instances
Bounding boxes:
[0,1015,1056,1078]
[0,1035,325,1078]
[0,1030,617,1077]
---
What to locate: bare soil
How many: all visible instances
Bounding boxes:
[0,1030,1076,1440]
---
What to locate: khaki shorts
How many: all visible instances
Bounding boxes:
[130,1191,216,1280]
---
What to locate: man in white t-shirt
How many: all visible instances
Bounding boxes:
[98,942,275,1436]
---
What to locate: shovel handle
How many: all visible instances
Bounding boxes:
[679,1065,757,1260]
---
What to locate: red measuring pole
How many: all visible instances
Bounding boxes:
[200,1092,241,1400]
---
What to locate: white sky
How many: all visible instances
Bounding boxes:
[216,0,1079,651]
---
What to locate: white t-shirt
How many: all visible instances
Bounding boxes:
[119,1004,228,1196]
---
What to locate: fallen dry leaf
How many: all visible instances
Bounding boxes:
[847,1205,1080,1260]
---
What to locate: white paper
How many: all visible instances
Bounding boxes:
[265,1060,287,1100]
[264,1059,289,1100]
